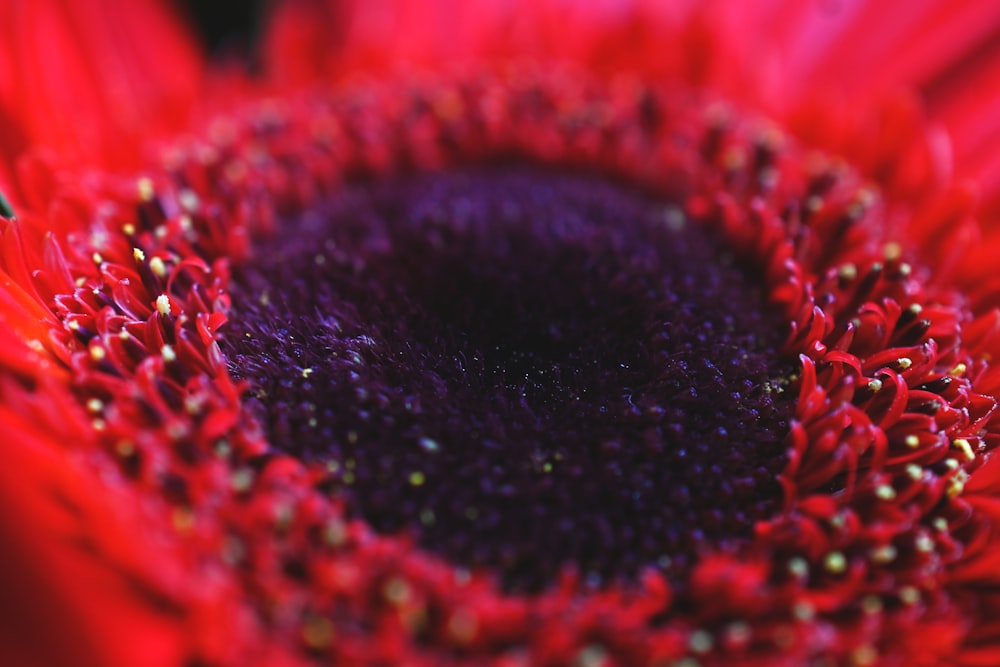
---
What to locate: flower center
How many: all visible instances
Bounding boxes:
[223,166,795,591]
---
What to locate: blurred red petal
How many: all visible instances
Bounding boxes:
[0,0,203,174]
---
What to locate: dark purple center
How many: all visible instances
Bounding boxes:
[223,167,794,592]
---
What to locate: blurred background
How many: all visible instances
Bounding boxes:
[176,0,264,62]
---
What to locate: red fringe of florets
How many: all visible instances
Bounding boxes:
[2,65,1000,666]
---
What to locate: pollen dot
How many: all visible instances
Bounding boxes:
[824,551,847,574]
[874,485,896,501]
[156,294,172,316]
[150,256,167,277]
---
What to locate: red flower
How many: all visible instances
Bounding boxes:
[4,1,1000,666]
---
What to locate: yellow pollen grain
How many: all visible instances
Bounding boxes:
[133,248,145,262]
[688,630,713,654]
[906,464,923,480]
[383,577,411,605]
[122,223,136,235]
[861,595,882,615]
[944,458,960,471]
[324,520,347,546]
[950,363,967,377]
[574,645,608,667]
[837,263,858,281]
[883,242,902,261]
[787,557,809,579]
[172,507,195,532]
[867,378,883,392]
[900,586,921,605]
[137,177,155,201]
[302,616,334,649]
[896,357,912,369]
[231,469,254,492]
[725,622,751,645]
[184,395,205,415]
[664,206,686,231]
[149,256,167,277]
[408,471,426,487]
[952,438,975,461]
[898,262,912,276]
[933,517,948,532]
[179,189,199,211]
[118,329,130,341]
[870,545,897,564]
[915,533,936,553]
[89,345,106,362]
[92,252,104,265]
[301,367,314,378]
[91,418,106,432]
[85,398,104,413]
[723,148,746,170]
[447,609,478,645]
[852,645,878,667]
[161,345,177,363]
[824,551,847,574]
[156,294,172,316]
[905,434,921,448]
[947,470,969,499]
[68,320,81,331]
[792,602,815,621]
[875,484,896,501]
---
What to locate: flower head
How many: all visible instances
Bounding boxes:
[4,1,1000,666]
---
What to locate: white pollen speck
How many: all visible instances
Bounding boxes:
[137,177,155,201]
[150,256,167,277]
[875,485,896,501]
[824,551,847,574]
[156,294,172,316]
[688,630,712,654]
[162,345,177,363]
[883,242,902,261]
